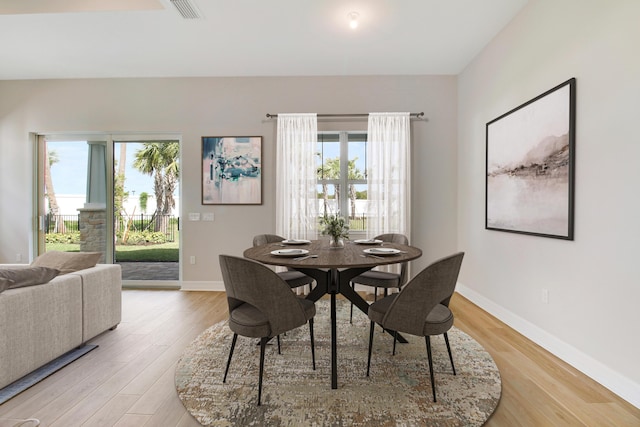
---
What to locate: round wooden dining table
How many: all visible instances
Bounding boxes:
[243,238,422,389]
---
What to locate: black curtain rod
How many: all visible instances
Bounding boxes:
[265,112,424,119]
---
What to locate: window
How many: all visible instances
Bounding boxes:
[277,113,409,240]
[316,131,367,233]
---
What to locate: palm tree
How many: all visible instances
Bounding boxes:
[115,143,127,216]
[317,162,331,215]
[133,142,179,232]
[347,158,364,219]
[160,142,179,216]
[44,148,66,233]
[318,157,341,214]
[317,157,364,218]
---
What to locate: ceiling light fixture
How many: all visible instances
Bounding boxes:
[348,12,359,29]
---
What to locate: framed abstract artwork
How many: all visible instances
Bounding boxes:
[202,136,262,205]
[486,78,576,240]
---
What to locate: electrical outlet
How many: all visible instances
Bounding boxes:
[541,289,549,304]
[16,253,22,262]
[190,256,196,265]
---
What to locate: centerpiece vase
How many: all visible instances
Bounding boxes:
[329,236,345,248]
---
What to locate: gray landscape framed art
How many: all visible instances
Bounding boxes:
[202,136,262,205]
[486,78,576,240]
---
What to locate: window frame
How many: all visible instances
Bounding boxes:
[317,131,367,235]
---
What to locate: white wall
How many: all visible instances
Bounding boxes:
[457,0,640,407]
[0,75,458,279]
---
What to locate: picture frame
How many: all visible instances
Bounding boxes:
[202,136,262,205]
[485,78,576,240]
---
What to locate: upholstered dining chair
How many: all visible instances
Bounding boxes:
[366,252,464,402]
[349,233,409,322]
[219,255,316,405]
[253,234,315,291]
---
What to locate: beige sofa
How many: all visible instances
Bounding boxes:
[0,264,122,389]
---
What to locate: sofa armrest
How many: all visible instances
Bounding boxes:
[0,275,83,389]
[70,264,122,342]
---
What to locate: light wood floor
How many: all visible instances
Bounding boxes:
[1,290,638,426]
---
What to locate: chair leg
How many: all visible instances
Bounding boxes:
[392,330,398,356]
[350,282,354,324]
[444,332,456,375]
[277,335,281,355]
[223,333,238,383]
[374,289,383,332]
[258,337,268,406]
[367,321,375,376]
[425,336,437,402]
[309,319,316,370]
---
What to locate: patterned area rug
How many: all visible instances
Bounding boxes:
[175,299,501,426]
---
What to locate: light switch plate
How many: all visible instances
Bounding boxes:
[202,212,215,221]
[188,212,201,221]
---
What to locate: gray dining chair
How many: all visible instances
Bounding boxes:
[253,234,315,290]
[349,233,409,322]
[219,255,316,405]
[366,252,464,402]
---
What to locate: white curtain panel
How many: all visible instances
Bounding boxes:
[366,112,411,239]
[364,112,411,289]
[276,113,319,240]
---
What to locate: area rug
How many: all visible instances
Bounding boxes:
[0,344,98,405]
[175,300,501,426]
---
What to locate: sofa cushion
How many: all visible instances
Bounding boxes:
[0,277,14,294]
[31,251,102,275]
[0,267,60,291]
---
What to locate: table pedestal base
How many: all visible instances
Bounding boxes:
[299,266,406,389]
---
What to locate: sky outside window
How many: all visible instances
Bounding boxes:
[48,141,154,195]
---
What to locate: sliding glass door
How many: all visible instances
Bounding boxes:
[36,134,113,262]
[113,138,180,283]
[35,133,180,286]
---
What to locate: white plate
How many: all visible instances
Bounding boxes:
[363,248,401,256]
[281,239,311,245]
[353,239,383,245]
[271,249,309,257]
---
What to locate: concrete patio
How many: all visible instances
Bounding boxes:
[117,261,179,281]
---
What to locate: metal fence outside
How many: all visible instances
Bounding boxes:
[44,214,80,234]
[44,213,178,242]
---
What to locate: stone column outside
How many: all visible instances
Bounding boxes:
[78,207,106,263]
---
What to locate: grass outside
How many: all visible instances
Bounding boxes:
[46,241,179,262]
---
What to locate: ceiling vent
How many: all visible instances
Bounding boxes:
[170,0,202,19]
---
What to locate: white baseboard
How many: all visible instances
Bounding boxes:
[180,281,225,292]
[456,283,640,409]
[122,280,180,290]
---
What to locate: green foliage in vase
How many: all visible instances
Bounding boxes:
[320,213,349,240]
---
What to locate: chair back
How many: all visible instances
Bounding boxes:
[382,252,464,336]
[253,234,285,247]
[219,255,308,337]
[375,233,410,287]
[253,234,299,272]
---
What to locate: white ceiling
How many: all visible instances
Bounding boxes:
[0,0,528,80]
